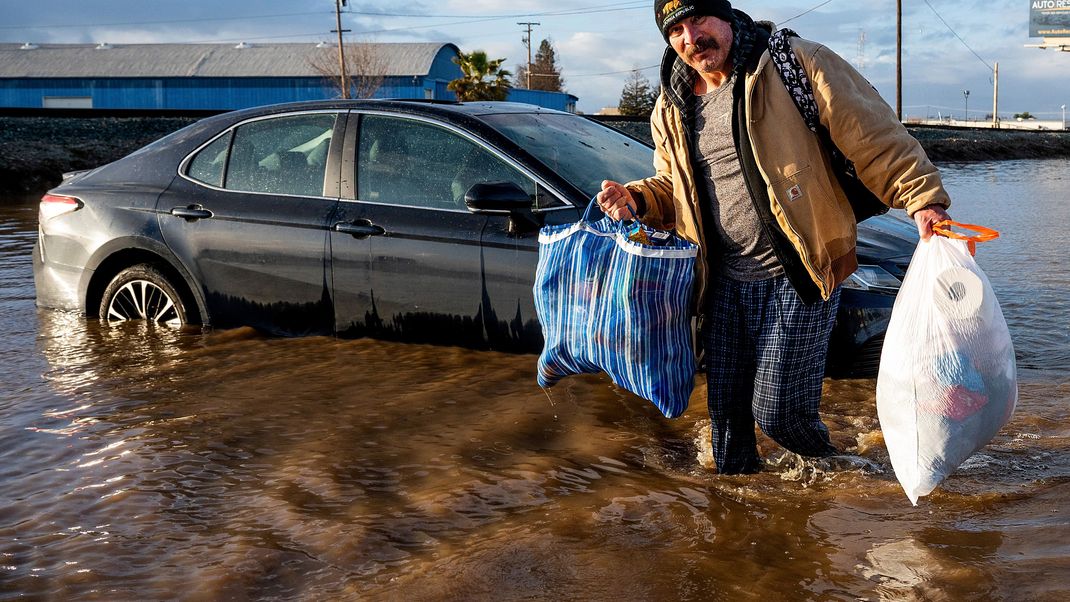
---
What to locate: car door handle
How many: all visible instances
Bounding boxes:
[334,220,386,238]
[170,206,213,220]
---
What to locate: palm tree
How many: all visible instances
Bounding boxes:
[448,51,512,102]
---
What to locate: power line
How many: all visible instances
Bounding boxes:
[507,2,649,18]
[780,0,835,25]
[0,2,648,33]
[570,64,659,79]
[921,0,993,71]
[345,4,648,36]
[0,11,332,30]
[342,2,649,20]
[177,32,338,44]
[351,16,514,36]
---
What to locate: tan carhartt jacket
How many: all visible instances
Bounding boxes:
[625,37,951,308]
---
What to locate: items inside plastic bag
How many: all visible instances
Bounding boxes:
[876,223,1017,505]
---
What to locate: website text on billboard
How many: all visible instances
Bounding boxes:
[1031,0,1070,38]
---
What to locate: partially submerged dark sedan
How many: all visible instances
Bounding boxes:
[33,100,916,376]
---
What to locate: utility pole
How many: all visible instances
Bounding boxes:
[896,0,902,121]
[856,29,866,72]
[992,62,999,129]
[517,21,540,89]
[333,0,350,99]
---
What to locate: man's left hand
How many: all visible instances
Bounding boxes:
[913,205,951,240]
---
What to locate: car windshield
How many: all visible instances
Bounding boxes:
[482,113,654,199]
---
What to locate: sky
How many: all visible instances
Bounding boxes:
[1,0,1067,119]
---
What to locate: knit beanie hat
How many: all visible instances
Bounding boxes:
[655,0,734,42]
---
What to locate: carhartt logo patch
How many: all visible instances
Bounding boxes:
[787,184,803,202]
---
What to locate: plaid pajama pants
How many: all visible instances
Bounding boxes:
[703,275,841,474]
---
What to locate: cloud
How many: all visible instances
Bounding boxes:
[442,0,573,13]
[555,31,664,112]
[1,0,1064,115]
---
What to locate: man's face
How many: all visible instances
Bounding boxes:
[667,15,734,75]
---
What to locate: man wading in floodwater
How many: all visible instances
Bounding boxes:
[596,0,953,474]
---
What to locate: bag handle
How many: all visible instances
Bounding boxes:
[932,220,999,256]
[582,196,637,224]
[582,197,604,223]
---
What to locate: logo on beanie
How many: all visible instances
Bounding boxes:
[659,0,696,31]
[657,0,734,37]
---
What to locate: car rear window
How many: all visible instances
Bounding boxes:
[186,132,231,187]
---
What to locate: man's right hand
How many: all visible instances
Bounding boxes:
[595,180,637,221]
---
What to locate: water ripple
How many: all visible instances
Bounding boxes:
[2,161,1069,600]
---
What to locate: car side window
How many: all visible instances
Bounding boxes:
[224,113,336,196]
[186,132,230,187]
[357,115,546,210]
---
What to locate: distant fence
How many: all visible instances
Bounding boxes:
[907,118,1067,131]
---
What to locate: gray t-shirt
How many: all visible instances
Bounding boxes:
[691,75,783,281]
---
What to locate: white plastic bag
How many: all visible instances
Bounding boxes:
[876,225,1017,504]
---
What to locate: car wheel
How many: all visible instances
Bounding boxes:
[99,264,188,327]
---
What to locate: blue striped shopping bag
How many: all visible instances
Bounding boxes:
[533,201,699,418]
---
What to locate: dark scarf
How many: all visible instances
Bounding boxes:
[659,9,767,115]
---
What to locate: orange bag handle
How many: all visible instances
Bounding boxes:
[932,220,999,256]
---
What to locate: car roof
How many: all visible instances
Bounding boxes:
[154,99,595,208]
[224,99,572,121]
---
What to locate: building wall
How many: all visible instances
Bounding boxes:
[0,42,578,112]
[506,88,577,113]
[0,77,336,110]
[0,72,578,111]
[427,47,463,82]
[373,75,453,101]
[433,80,452,100]
[372,46,462,101]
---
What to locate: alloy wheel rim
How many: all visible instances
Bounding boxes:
[106,280,182,327]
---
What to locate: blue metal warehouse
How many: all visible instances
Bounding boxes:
[0,42,577,113]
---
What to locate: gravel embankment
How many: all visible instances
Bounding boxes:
[0,116,198,198]
[2,114,1069,200]
[906,126,1070,162]
[595,116,1070,163]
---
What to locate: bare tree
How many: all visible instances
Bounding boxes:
[307,43,389,100]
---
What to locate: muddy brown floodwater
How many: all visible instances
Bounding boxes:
[1,159,1068,600]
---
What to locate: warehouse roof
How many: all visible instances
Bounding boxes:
[0,42,458,78]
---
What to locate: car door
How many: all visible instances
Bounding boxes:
[476,192,579,353]
[159,111,342,334]
[330,111,559,350]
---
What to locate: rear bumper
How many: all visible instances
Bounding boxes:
[33,241,88,313]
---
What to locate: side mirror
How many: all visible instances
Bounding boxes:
[464,182,531,214]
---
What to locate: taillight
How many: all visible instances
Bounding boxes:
[39,194,82,221]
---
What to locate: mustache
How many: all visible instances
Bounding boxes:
[685,37,721,59]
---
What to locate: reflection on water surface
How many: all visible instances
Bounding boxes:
[1,160,1068,599]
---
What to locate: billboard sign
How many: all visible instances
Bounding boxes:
[1030,1,1070,38]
